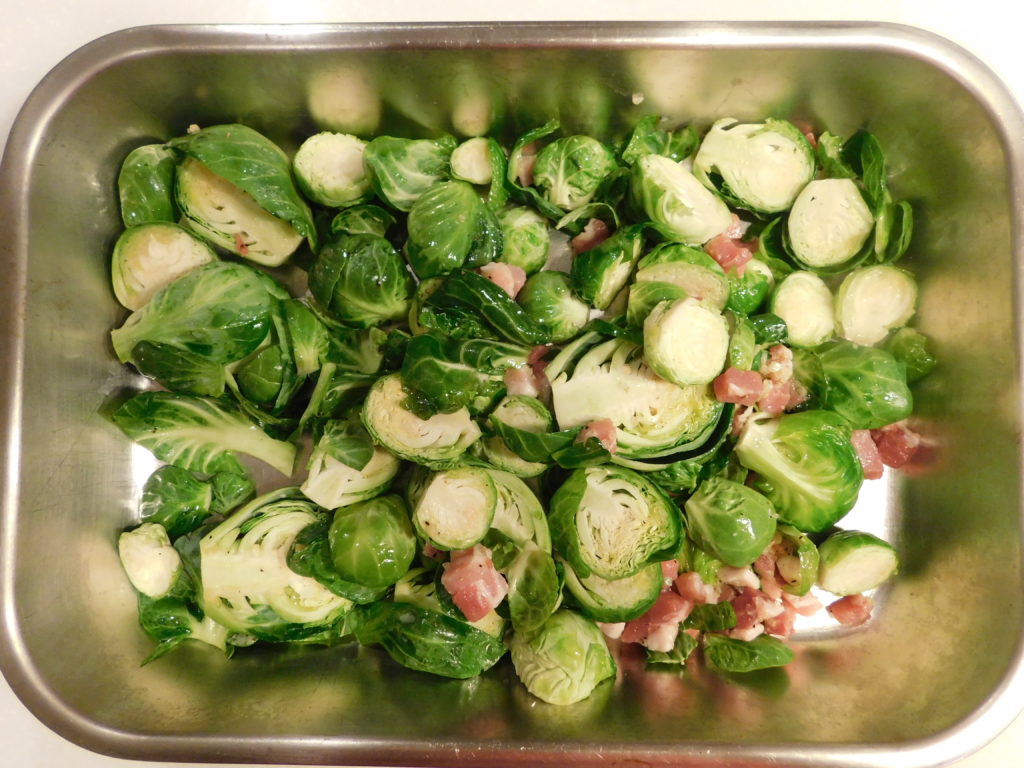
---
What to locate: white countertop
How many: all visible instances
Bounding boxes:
[2,1,1022,766]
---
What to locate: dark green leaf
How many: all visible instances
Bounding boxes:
[704,633,795,672]
[683,602,738,632]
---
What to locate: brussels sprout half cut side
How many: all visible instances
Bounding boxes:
[293,132,372,208]
[362,374,481,468]
[643,297,729,387]
[693,118,815,214]
[563,560,663,623]
[549,465,680,580]
[771,271,835,347]
[786,179,874,270]
[835,265,918,346]
[118,523,183,599]
[629,154,733,245]
[300,442,401,510]
[450,137,494,185]
[111,222,217,311]
[409,467,497,551]
[176,157,304,267]
[817,529,899,596]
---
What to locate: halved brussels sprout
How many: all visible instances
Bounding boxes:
[362,134,456,212]
[883,327,937,383]
[684,477,777,567]
[489,468,551,552]
[300,427,401,510]
[694,118,815,213]
[408,466,497,550]
[498,206,551,275]
[111,222,217,311]
[507,544,562,634]
[481,396,552,478]
[835,265,917,346]
[734,411,863,534]
[775,524,820,596]
[406,181,502,279]
[328,495,416,588]
[533,135,618,211]
[786,179,874,269]
[548,334,723,459]
[308,233,414,327]
[200,488,353,640]
[643,297,729,387]
[176,157,304,267]
[509,609,616,706]
[329,204,396,238]
[634,244,731,311]
[629,154,733,245]
[293,132,371,208]
[450,136,494,185]
[362,374,481,468]
[118,523,182,599]
[118,144,178,227]
[562,560,662,622]
[626,281,688,327]
[771,271,834,347]
[517,271,590,343]
[549,465,680,580]
[570,224,646,310]
[817,529,899,595]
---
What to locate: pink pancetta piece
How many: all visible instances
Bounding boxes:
[441,546,509,622]
[827,594,874,627]
[571,218,611,254]
[578,418,618,454]
[713,367,764,407]
[851,429,885,480]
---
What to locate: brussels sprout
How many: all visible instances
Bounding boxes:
[626,281,688,326]
[489,468,552,552]
[300,420,401,509]
[287,520,390,605]
[112,391,297,478]
[517,271,590,343]
[734,411,863,533]
[548,334,723,460]
[533,135,618,211]
[684,477,777,567]
[786,179,874,270]
[408,466,497,550]
[562,560,662,623]
[111,260,274,369]
[482,396,554,478]
[570,224,646,310]
[550,465,680,579]
[450,136,494,185]
[771,271,835,347]
[293,132,371,208]
[629,154,733,245]
[362,134,457,212]
[774,524,820,596]
[817,341,913,430]
[693,118,815,214]
[110,222,216,311]
[883,327,937,383]
[406,181,503,278]
[328,495,416,588]
[234,344,292,407]
[281,299,329,379]
[200,488,353,640]
[620,115,699,166]
[308,233,413,327]
[644,297,729,387]
[835,265,918,346]
[329,204,396,238]
[726,258,773,316]
[119,523,183,599]
[817,529,899,596]
[362,374,481,468]
[507,544,562,634]
[498,206,552,275]
[509,609,616,705]
[400,333,529,416]
[118,144,178,227]
[356,600,506,679]
[634,244,731,311]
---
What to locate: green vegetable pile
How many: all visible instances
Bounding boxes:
[111,115,930,706]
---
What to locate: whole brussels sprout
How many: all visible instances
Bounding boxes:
[498,206,551,274]
[684,477,777,567]
[533,135,618,211]
[328,495,416,588]
[517,271,590,343]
